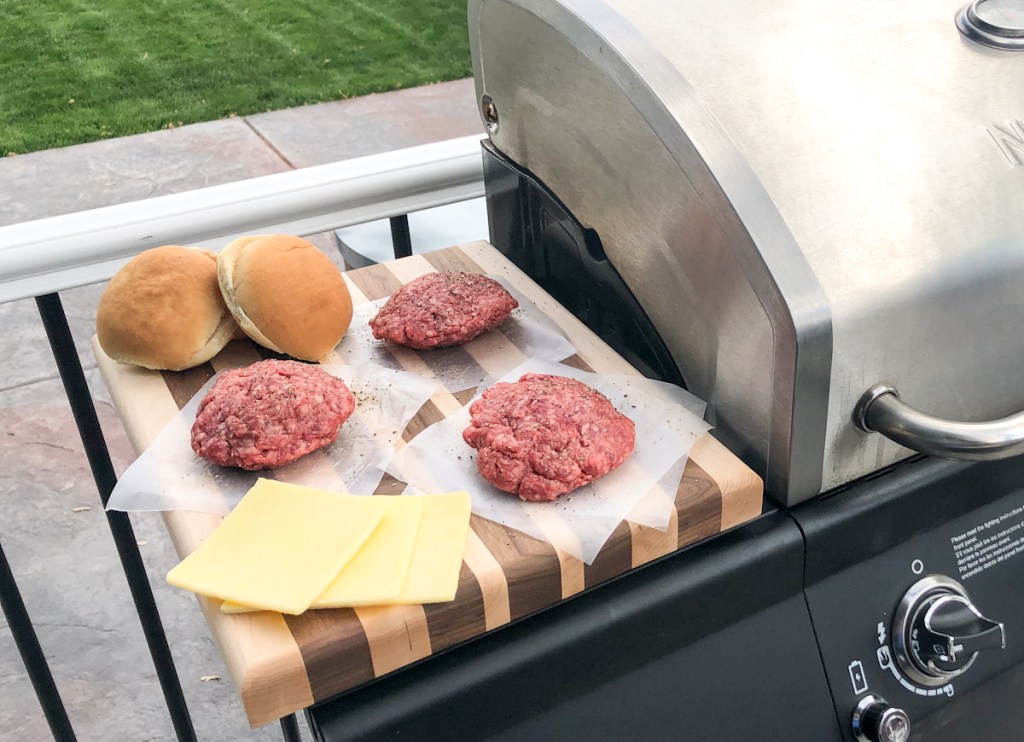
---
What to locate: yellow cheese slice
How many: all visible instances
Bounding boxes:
[167,478,388,615]
[219,601,255,614]
[220,601,257,614]
[314,496,424,608]
[220,491,472,612]
[398,491,472,605]
[221,495,426,613]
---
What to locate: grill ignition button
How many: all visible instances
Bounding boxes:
[852,695,911,742]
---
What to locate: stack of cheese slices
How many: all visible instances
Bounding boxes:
[167,479,471,615]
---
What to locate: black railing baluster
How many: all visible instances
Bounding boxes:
[0,538,78,741]
[280,713,302,742]
[34,293,197,742]
[389,215,413,259]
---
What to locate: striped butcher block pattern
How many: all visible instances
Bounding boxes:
[93,241,763,727]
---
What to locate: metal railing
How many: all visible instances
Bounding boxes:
[0,134,487,742]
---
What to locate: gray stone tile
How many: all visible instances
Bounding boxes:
[0,119,290,227]
[0,376,302,741]
[0,283,105,394]
[247,78,484,167]
[379,78,485,145]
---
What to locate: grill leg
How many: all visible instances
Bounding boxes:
[280,714,302,741]
[0,539,77,741]
[389,214,413,259]
[34,293,197,742]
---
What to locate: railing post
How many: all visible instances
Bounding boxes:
[34,293,197,742]
[280,714,302,741]
[0,538,77,742]
[389,214,413,259]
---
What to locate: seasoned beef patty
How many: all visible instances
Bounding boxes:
[191,359,355,470]
[369,272,519,350]
[462,373,635,502]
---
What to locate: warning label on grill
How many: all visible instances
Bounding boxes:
[951,505,1024,580]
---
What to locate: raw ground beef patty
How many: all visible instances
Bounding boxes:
[462,373,635,502]
[369,271,518,350]
[191,359,355,470]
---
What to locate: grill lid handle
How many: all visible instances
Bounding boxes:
[854,384,1024,460]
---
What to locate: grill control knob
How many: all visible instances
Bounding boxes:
[893,575,1006,687]
[851,695,911,742]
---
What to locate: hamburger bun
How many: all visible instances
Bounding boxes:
[217,234,353,361]
[96,246,239,371]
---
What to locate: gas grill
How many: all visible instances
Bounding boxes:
[5,2,1023,740]
[308,1,1024,740]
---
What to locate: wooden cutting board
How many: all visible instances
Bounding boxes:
[93,240,763,727]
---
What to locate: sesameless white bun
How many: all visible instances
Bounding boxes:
[96,246,240,371]
[216,234,353,361]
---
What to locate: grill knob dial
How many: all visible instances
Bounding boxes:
[851,695,911,742]
[893,576,1006,687]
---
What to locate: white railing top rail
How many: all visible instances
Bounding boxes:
[0,135,486,304]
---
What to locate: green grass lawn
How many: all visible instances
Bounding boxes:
[0,0,472,154]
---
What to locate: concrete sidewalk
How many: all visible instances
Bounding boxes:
[0,79,483,741]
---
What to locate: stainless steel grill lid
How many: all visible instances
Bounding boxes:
[470,0,1024,505]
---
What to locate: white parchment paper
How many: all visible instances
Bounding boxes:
[334,275,576,392]
[106,364,440,514]
[388,359,711,563]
